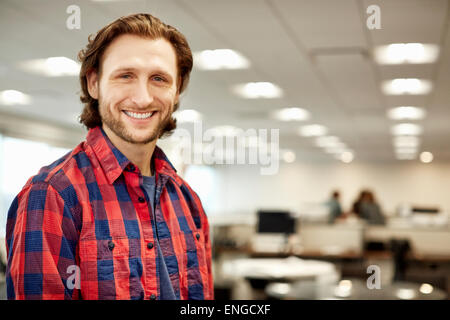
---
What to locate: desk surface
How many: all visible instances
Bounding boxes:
[221,256,339,281]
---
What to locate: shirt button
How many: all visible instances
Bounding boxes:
[149,294,156,300]
[108,240,115,251]
[138,197,145,203]
[147,242,154,249]
[196,233,200,240]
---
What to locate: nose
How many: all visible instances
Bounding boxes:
[131,80,154,108]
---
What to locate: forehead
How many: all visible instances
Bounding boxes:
[101,34,178,75]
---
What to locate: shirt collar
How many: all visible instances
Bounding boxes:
[86,126,178,184]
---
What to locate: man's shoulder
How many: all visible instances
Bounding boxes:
[24,141,88,193]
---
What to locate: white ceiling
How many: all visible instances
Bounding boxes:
[0,0,449,162]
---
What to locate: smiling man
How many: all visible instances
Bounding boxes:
[5,13,213,300]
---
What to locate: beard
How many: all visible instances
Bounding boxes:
[99,98,172,145]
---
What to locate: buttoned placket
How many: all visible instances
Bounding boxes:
[139,171,172,300]
[124,165,158,299]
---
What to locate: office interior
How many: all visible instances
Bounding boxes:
[1,0,450,300]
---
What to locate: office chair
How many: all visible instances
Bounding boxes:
[389,239,411,282]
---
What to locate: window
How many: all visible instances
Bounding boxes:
[183,165,219,215]
[0,134,70,237]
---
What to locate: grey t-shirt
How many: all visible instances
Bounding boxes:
[142,175,177,300]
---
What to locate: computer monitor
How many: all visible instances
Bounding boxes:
[256,210,296,235]
[412,206,439,214]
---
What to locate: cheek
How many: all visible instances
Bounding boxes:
[102,88,130,110]
[161,89,178,108]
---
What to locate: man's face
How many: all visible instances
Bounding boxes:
[88,34,179,145]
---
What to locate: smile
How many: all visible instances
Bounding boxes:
[123,111,155,119]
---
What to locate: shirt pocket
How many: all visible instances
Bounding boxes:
[79,237,137,299]
[82,238,131,260]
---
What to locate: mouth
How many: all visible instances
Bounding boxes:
[122,110,157,120]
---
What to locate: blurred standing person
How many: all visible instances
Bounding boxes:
[326,190,343,224]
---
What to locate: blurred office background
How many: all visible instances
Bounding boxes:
[1,0,450,300]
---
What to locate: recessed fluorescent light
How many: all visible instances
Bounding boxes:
[420,151,433,163]
[396,153,417,160]
[298,124,328,137]
[173,109,202,123]
[382,78,432,95]
[194,49,250,70]
[393,136,420,148]
[272,107,310,121]
[340,151,354,163]
[0,90,31,105]
[19,57,80,76]
[233,82,283,99]
[315,136,344,148]
[391,123,423,136]
[281,150,296,163]
[387,106,426,120]
[395,147,418,154]
[374,43,440,65]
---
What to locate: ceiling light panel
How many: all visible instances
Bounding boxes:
[19,57,80,77]
[374,43,440,65]
[0,90,31,105]
[393,136,420,148]
[174,109,203,123]
[391,123,423,136]
[387,106,426,120]
[298,124,328,137]
[382,79,432,95]
[194,49,250,70]
[272,107,310,121]
[233,82,283,99]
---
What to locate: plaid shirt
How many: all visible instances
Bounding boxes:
[5,127,214,300]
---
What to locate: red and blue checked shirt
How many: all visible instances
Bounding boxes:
[5,126,214,300]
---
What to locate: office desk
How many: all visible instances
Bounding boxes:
[221,256,340,282]
[365,225,450,258]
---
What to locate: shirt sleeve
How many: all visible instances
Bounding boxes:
[5,181,81,300]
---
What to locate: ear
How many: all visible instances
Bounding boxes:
[86,69,99,100]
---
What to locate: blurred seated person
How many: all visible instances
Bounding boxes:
[352,190,367,217]
[326,190,343,224]
[354,189,386,225]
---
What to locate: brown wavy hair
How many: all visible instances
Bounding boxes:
[78,13,193,138]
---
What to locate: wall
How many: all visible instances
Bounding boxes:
[208,160,450,217]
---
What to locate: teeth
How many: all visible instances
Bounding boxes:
[124,111,154,119]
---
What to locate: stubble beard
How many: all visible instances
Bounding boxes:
[99,98,172,145]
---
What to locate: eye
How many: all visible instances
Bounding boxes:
[119,73,133,79]
[153,75,166,82]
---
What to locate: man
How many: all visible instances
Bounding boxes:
[5,13,213,300]
[326,190,343,224]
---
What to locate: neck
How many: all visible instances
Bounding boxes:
[102,125,156,176]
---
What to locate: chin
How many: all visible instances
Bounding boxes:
[127,133,158,145]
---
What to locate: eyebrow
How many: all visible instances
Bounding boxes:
[110,66,174,81]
